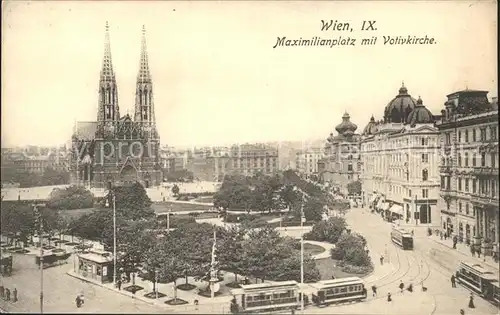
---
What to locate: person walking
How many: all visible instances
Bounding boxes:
[0,286,4,299]
[453,235,458,249]
[371,285,377,297]
[407,283,413,292]
[12,288,17,302]
[380,255,384,266]
[399,281,405,293]
[470,245,475,257]
[5,288,10,301]
[387,292,392,302]
[477,247,481,258]
[460,309,465,315]
[117,279,122,291]
[468,293,475,308]
[451,274,456,288]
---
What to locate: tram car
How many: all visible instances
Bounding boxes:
[391,227,414,250]
[0,252,13,276]
[455,261,500,306]
[35,250,70,269]
[310,277,367,306]
[230,280,301,313]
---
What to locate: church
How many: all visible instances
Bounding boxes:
[70,22,162,189]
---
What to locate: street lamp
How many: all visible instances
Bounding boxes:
[33,203,46,315]
[105,191,117,285]
[300,194,305,314]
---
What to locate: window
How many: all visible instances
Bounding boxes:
[491,153,496,168]
[422,169,428,181]
[409,189,412,197]
[464,153,469,167]
[459,202,462,213]
[458,178,462,191]
[480,128,486,142]
[481,153,486,167]
[446,177,451,190]
[445,133,451,145]
[465,129,469,142]
[441,176,445,189]
[472,179,477,193]
[421,154,429,163]
[465,179,469,192]
[465,203,469,215]
[472,129,476,142]
[458,131,462,142]
[421,137,429,146]
[422,189,429,198]
[458,154,462,166]
[490,126,497,140]
[472,154,476,167]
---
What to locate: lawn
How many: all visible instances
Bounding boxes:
[315,257,370,280]
[152,202,213,213]
[192,196,214,204]
[58,208,97,220]
[303,243,326,257]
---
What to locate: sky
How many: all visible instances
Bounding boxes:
[1,1,497,148]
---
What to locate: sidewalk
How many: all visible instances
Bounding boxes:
[428,235,499,270]
[66,269,233,313]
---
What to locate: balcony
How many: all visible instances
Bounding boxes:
[439,165,453,174]
[439,189,454,199]
[470,193,499,207]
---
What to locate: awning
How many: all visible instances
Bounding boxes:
[390,204,404,215]
[382,203,390,211]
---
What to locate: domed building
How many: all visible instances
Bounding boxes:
[359,83,440,227]
[318,112,361,195]
[384,83,418,123]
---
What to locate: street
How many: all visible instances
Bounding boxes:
[343,208,499,315]
[0,253,172,314]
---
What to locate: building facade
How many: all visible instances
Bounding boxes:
[318,112,361,194]
[436,90,499,247]
[70,23,162,189]
[295,147,324,176]
[360,84,440,226]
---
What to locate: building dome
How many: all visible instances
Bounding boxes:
[384,82,418,123]
[335,112,358,135]
[406,97,435,126]
[362,115,378,135]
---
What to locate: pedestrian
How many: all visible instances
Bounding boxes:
[468,293,475,308]
[477,247,481,258]
[387,292,392,302]
[451,274,456,288]
[460,309,465,315]
[380,255,384,265]
[470,245,475,257]
[5,288,10,301]
[440,231,443,240]
[407,283,413,292]
[117,279,122,291]
[75,295,81,308]
[0,285,4,299]
[194,299,199,306]
[411,230,414,236]
[399,281,405,293]
[12,288,17,302]
[371,285,377,297]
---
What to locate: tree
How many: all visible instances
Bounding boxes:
[304,216,347,244]
[344,246,371,267]
[47,185,94,210]
[106,183,154,220]
[0,202,35,247]
[330,233,367,262]
[347,180,362,196]
[302,197,325,222]
[218,226,246,285]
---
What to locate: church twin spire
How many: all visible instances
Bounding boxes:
[97,22,155,125]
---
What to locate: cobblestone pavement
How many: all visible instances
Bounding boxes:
[345,208,499,315]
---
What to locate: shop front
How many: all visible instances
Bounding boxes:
[77,250,114,284]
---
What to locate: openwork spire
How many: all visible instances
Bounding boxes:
[100,21,115,81]
[137,25,151,83]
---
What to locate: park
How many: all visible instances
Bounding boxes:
[1,170,376,313]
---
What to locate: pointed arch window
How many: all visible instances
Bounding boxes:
[422,169,428,181]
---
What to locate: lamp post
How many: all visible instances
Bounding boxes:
[33,203,46,314]
[105,190,117,285]
[300,194,305,314]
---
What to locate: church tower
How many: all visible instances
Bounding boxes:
[97,21,120,122]
[134,25,156,126]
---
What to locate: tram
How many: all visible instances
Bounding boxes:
[35,250,70,269]
[455,261,500,306]
[391,227,414,250]
[310,277,367,306]
[230,281,301,313]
